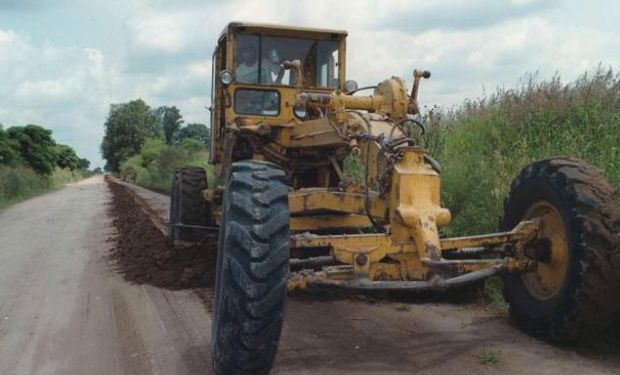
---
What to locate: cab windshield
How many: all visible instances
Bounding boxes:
[235,33,339,88]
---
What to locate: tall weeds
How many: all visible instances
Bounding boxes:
[420,67,620,236]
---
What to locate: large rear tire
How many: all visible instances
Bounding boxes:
[169,167,210,241]
[212,161,290,375]
[502,157,620,340]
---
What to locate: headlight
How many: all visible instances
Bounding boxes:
[344,79,358,93]
[219,70,234,86]
[293,105,307,120]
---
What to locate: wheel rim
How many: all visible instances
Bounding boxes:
[521,201,569,301]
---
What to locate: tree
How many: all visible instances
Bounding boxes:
[177,123,210,147]
[155,106,183,145]
[78,158,90,170]
[7,125,58,174]
[55,144,81,170]
[0,124,19,165]
[101,99,162,172]
[139,138,166,167]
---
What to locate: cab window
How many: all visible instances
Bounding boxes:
[234,33,340,88]
[234,89,280,116]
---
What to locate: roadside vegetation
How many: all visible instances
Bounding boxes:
[119,137,211,192]
[101,99,212,192]
[0,124,91,208]
[477,347,501,366]
[417,67,620,305]
[420,67,619,238]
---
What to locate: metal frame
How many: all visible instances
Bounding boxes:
[286,149,541,291]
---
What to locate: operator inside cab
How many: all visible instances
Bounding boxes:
[262,49,284,84]
[236,43,284,85]
[236,44,259,83]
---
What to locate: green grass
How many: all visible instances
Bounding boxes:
[0,165,87,209]
[483,276,509,311]
[477,347,500,365]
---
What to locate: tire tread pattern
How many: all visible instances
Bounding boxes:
[169,166,209,241]
[502,157,620,340]
[212,160,289,375]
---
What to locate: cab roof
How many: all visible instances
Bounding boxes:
[220,21,348,41]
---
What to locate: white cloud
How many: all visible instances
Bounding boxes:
[128,11,192,53]
[0,28,17,45]
[15,79,75,102]
[0,29,122,166]
[188,60,212,78]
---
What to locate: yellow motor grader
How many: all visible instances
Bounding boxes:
[168,22,620,375]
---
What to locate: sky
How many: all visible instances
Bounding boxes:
[0,0,618,168]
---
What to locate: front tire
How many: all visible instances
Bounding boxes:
[502,157,620,340]
[212,161,290,375]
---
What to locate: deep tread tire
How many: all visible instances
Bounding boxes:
[169,167,210,241]
[502,157,620,340]
[212,160,290,375]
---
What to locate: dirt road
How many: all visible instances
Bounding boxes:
[0,177,212,374]
[0,175,618,374]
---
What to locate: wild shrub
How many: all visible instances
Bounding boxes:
[421,67,620,236]
[119,138,214,192]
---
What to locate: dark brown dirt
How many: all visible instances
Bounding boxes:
[107,180,217,290]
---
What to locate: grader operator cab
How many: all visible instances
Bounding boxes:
[169,22,620,375]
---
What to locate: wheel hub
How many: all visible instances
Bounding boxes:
[521,201,569,300]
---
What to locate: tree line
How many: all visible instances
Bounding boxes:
[0,124,90,175]
[100,99,210,172]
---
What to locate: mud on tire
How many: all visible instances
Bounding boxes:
[169,167,210,241]
[502,157,620,340]
[212,160,290,375]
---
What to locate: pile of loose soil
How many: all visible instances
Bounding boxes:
[107,180,217,290]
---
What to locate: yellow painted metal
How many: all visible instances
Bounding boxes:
[290,215,372,231]
[295,78,412,124]
[439,219,541,251]
[520,201,569,300]
[290,211,543,284]
[288,188,386,219]
[210,22,348,168]
[287,117,348,148]
[211,23,419,180]
[292,233,395,263]
[219,22,348,47]
[389,148,451,262]
[287,147,526,284]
